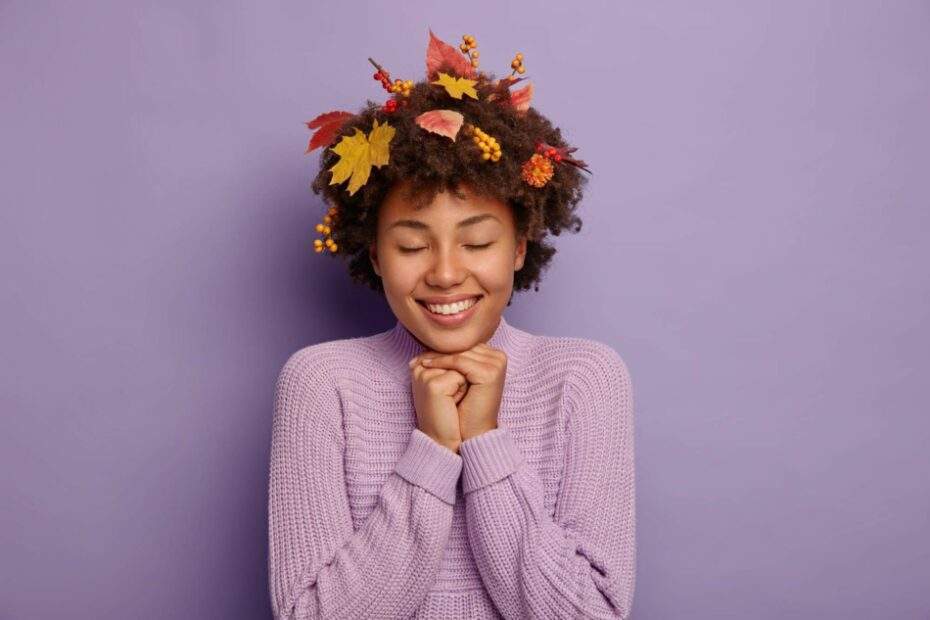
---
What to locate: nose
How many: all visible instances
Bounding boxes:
[424,244,468,288]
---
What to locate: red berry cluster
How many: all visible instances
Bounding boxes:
[536,142,562,162]
[373,69,392,91]
[372,68,411,114]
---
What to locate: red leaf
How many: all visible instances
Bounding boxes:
[509,82,534,112]
[415,109,464,140]
[425,28,475,81]
[305,110,354,153]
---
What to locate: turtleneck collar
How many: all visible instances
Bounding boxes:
[381,314,529,382]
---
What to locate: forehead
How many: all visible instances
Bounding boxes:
[379,179,513,226]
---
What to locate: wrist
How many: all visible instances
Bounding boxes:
[461,423,498,443]
[439,439,461,454]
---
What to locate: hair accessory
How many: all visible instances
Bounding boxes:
[463,122,501,162]
[312,206,339,254]
[533,141,591,174]
[521,153,553,187]
[320,118,394,197]
[415,109,464,140]
[304,29,592,254]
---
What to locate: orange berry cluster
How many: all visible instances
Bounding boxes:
[463,122,501,162]
[389,78,413,97]
[312,206,339,254]
[459,34,480,69]
[510,52,525,75]
[521,153,554,187]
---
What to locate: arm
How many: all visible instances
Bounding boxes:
[268,347,462,619]
[459,342,636,619]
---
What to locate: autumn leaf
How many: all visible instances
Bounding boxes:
[415,109,464,140]
[486,77,532,113]
[367,118,394,167]
[535,140,593,175]
[328,118,396,195]
[425,28,475,81]
[509,83,534,112]
[431,72,479,100]
[305,110,354,153]
[328,130,370,194]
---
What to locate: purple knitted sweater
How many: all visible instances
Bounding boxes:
[267,315,636,619]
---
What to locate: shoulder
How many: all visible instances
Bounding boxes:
[277,332,379,386]
[272,335,382,442]
[274,332,379,413]
[523,332,631,389]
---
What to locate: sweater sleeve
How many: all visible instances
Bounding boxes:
[268,348,462,619]
[459,342,636,619]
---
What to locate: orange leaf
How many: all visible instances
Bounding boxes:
[425,28,475,81]
[415,109,464,140]
[305,110,354,153]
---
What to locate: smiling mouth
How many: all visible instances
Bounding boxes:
[416,295,484,315]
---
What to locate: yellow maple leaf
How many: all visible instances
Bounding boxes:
[431,72,479,100]
[368,118,394,167]
[328,119,396,195]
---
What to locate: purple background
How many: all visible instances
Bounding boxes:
[2,1,928,618]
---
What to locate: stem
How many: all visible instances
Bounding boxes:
[368,57,388,78]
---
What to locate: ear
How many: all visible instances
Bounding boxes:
[369,241,381,277]
[514,234,527,272]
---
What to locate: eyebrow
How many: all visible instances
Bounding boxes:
[387,213,501,232]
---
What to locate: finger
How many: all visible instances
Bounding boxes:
[419,352,494,382]
[422,348,502,370]
[425,368,467,395]
[416,365,465,382]
[420,349,488,365]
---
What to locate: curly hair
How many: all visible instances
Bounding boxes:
[309,70,588,301]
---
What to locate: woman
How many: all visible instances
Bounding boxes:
[269,30,635,619]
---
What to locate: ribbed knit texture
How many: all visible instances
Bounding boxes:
[268,315,635,619]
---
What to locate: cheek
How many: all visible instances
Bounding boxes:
[471,249,516,289]
[379,253,423,290]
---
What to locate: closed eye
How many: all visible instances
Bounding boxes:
[398,243,493,253]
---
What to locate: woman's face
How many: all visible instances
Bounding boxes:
[370,180,527,354]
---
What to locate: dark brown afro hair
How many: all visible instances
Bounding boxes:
[309,69,588,302]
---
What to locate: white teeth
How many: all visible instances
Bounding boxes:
[425,297,479,315]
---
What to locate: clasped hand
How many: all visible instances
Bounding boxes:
[408,342,507,448]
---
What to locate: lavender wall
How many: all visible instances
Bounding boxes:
[2,1,928,618]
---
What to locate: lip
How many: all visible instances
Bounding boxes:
[416,294,483,304]
[417,295,482,327]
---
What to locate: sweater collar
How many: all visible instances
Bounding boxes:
[382,314,528,382]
